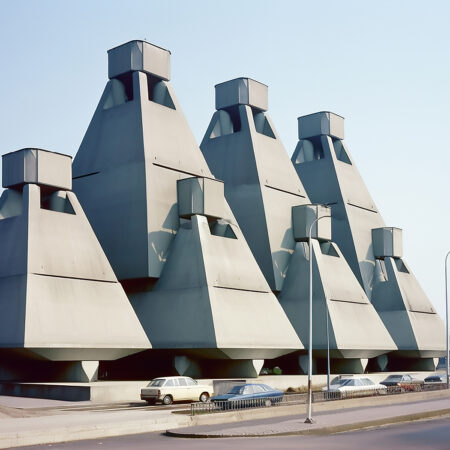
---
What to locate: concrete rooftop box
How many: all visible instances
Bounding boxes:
[177,177,225,220]
[372,227,403,259]
[292,204,332,242]
[2,148,72,190]
[108,40,171,81]
[298,111,344,140]
[215,78,268,111]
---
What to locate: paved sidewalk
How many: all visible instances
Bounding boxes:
[167,396,450,438]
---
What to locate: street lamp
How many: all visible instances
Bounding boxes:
[305,214,331,424]
[445,251,450,389]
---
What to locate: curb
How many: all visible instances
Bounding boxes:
[166,408,450,439]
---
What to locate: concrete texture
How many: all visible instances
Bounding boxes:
[292,111,445,367]
[72,42,301,376]
[0,149,150,379]
[201,77,310,293]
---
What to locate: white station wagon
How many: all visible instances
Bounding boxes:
[140,376,213,405]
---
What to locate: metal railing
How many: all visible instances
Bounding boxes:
[190,382,447,416]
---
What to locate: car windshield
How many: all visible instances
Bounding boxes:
[331,379,348,386]
[340,379,355,386]
[386,375,402,381]
[260,384,274,392]
[149,378,165,387]
[227,385,245,395]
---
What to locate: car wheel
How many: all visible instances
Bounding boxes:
[264,399,272,407]
[162,395,173,405]
[199,392,210,403]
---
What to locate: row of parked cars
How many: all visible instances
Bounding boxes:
[140,376,283,405]
[140,373,447,405]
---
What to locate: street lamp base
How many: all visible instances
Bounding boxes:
[304,417,315,424]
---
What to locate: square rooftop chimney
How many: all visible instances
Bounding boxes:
[372,227,403,259]
[298,111,344,140]
[108,40,171,81]
[2,148,72,190]
[177,177,225,220]
[292,204,332,242]
[215,78,268,111]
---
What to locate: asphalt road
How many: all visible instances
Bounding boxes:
[19,416,450,449]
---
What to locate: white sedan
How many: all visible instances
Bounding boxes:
[322,377,387,393]
[140,376,213,405]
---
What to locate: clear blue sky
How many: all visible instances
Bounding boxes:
[0,1,449,318]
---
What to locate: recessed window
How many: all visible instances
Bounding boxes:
[253,111,275,138]
[209,220,237,239]
[147,74,176,109]
[103,78,129,110]
[209,110,234,139]
[41,192,75,215]
[294,137,324,164]
[320,242,339,257]
[332,139,351,164]
[395,259,410,274]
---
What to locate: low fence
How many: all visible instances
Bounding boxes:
[190,382,447,416]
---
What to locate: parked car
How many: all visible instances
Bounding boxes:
[424,374,447,383]
[211,383,283,408]
[140,376,213,405]
[322,377,386,393]
[380,374,423,387]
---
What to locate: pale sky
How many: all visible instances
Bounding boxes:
[0,0,449,318]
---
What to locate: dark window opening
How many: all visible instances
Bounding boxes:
[222,106,242,132]
[294,136,324,164]
[252,110,275,139]
[320,242,339,257]
[209,110,234,139]
[41,192,75,215]
[395,259,410,274]
[209,220,237,239]
[115,72,134,101]
[147,74,176,109]
[332,139,351,164]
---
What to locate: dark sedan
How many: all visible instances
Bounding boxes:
[211,383,283,409]
[380,374,422,387]
[424,374,447,383]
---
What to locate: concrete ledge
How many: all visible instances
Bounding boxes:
[0,381,150,403]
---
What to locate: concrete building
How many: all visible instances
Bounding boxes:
[200,80,397,374]
[72,42,302,378]
[0,148,150,382]
[292,112,445,370]
[0,41,444,385]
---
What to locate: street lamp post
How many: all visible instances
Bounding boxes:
[445,251,450,389]
[305,214,331,424]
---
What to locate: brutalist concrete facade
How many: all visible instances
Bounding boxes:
[292,112,445,371]
[71,41,302,379]
[200,80,397,374]
[0,40,445,381]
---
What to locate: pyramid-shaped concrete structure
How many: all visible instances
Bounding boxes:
[0,149,150,381]
[200,78,310,292]
[292,112,445,369]
[72,43,302,376]
[278,237,396,374]
[73,41,212,282]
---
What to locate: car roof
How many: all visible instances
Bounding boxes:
[152,376,192,380]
